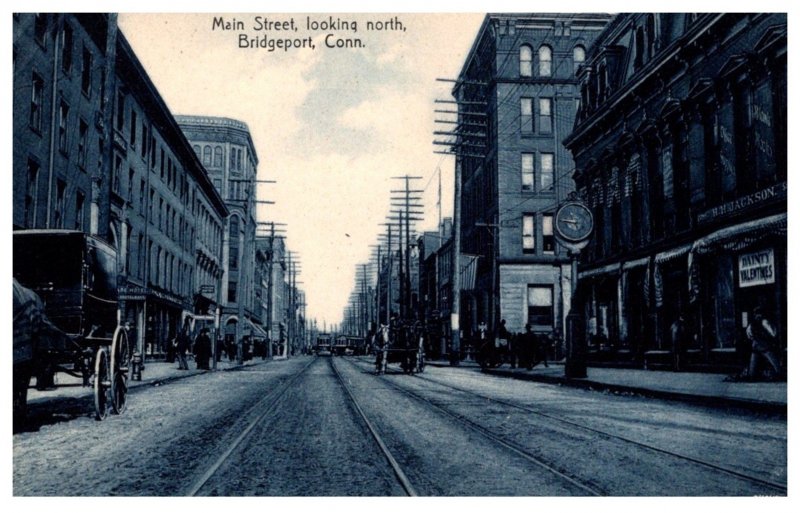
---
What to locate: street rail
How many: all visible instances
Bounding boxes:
[329,357,418,496]
[409,367,788,495]
[342,357,604,496]
[185,358,316,496]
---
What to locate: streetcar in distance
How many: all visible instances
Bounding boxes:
[333,335,365,356]
[13,230,131,428]
[315,333,333,356]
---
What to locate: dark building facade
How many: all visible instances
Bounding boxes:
[452,14,611,343]
[13,14,229,358]
[564,13,787,372]
[13,14,115,238]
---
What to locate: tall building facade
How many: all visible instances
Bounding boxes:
[13,14,115,237]
[564,14,787,372]
[453,14,611,341]
[13,14,229,357]
[112,35,228,357]
[177,116,262,350]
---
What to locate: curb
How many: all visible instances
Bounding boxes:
[482,367,786,415]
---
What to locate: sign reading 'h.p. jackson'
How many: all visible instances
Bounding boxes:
[738,248,775,288]
[698,182,786,225]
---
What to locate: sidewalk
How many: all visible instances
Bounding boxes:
[426,359,786,414]
[27,356,274,405]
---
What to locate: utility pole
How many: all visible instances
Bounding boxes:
[434,77,488,365]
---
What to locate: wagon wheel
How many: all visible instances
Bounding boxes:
[110,326,130,415]
[94,347,111,420]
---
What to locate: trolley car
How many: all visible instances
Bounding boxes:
[13,230,131,425]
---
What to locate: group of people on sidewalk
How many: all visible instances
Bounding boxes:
[169,320,213,371]
[475,319,558,370]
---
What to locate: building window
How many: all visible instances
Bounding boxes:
[75,191,85,230]
[214,146,223,167]
[542,214,555,254]
[228,280,237,303]
[54,180,66,228]
[34,14,47,47]
[522,214,535,253]
[521,153,535,191]
[573,45,586,75]
[203,145,212,166]
[540,153,554,191]
[521,98,533,133]
[60,24,73,74]
[140,122,148,158]
[81,45,92,96]
[528,285,554,327]
[520,44,533,77]
[130,110,137,149]
[78,119,88,169]
[116,90,125,131]
[128,168,135,202]
[139,179,145,212]
[58,101,69,154]
[25,159,40,227]
[30,73,44,132]
[193,144,201,157]
[538,45,552,77]
[539,98,553,134]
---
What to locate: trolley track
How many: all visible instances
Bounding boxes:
[340,357,604,496]
[185,357,316,496]
[405,370,787,494]
[329,358,417,496]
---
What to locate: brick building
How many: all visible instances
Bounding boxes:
[564,14,787,372]
[452,14,611,341]
[177,115,264,352]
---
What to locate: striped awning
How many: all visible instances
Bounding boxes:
[579,262,620,279]
[459,254,481,291]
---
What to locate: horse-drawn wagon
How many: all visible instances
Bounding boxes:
[13,230,131,427]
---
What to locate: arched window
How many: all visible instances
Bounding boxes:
[202,145,212,166]
[213,146,223,167]
[538,45,552,77]
[573,45,586,75]
[192,144,201,157]
[646,14,657,58]
[520,45,532,77]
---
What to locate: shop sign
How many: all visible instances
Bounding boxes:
[698,182,786,224]
[120,285,147,301]
[738,248,775,288]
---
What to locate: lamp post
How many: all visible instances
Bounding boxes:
[554,193,594,378]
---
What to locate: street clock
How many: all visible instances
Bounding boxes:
[555,200,593,252]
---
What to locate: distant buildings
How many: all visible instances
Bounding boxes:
[177,115,267,352]
[564,13,787,371]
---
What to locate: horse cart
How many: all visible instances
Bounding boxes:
[373,322,425,375]
[13,230,131,426]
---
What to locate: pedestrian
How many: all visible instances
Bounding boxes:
[519,324,535,370]
[746,306,783,380]
[538,331,551,368]
[496,319,513,368]
[175,325,190,371]
[194,328,212,370]
[670,313,687,371]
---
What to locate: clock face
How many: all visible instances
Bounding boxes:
[555,202,593,243]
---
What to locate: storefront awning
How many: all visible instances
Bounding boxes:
[622,256,649,270]
[579,262,620,279]
[247,320,268,339]
[654,243,692,264]
[688,213,787,302]
[459,254,480,291]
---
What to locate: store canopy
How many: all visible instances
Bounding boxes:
[246,320,268,339]
[688,213,787,302]
[459,254,480,291]
[579,262,620,279]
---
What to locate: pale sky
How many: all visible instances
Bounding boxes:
[118,13,485,327]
